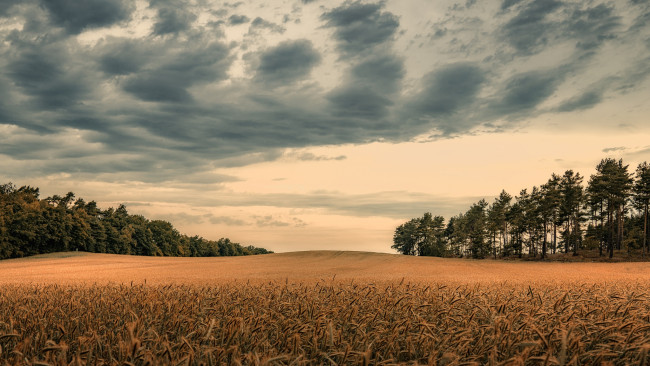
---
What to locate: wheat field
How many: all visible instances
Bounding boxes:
[2,251,650,365]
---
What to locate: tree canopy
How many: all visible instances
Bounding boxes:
[0,183,272,259]
[394,158,650,259]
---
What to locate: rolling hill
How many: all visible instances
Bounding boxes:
[2,250,650,285]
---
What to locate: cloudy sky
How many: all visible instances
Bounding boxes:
[1,0,649,253]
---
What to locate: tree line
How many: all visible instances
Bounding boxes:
[393,158,650,259]
[0,183,272,259]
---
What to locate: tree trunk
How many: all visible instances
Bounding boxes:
[565,222,570,254]
[618,203,630,255]
[503,222,508,253]
[572,217,578,256]
[553,223,557,254]
[599,204,604,257]
[542,221,547,259]
[616,205,622,251]
[643,204,648,256]
[608,208,614,259]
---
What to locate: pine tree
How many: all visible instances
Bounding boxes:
[558,170,584,255]
[590,159,633,258]
[635,162,650,256]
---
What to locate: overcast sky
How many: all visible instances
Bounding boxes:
[1,0,649,253]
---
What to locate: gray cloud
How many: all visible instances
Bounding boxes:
[322,0,399,57]
[228,14,250,25]
[224,1,243,8]
[602,146,626,153]
[557,90,602,112]
[152,6,196,35]
[5,35,93,109]
[254,215,291,227]
[490,70,561,116]
[122,41,232,102]
[179,191,488,220]
[255,39,321,86]
[249,17,285,33]
[567,3,621,50]
[411,63,485,118]
[209,215,247,226]
[286,152,347,161]
[149,211,206,225]
[499,0,625,58]
[40,0,134,34]
[350,54,404,92]
[327,87,392,118]
[0,0,22,16]
[97,37,152,75]
[500,0,524,11]
[501,0,562,55]
[123,73,193,102]
[328,54,404,119]
[0,0,649,185]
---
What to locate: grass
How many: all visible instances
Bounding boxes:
[2,251,650,364]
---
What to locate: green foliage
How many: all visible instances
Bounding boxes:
[396,158,650,259]
[392,213,446,256]
[0,183,272,260]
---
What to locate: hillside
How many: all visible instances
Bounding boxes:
[2,250,650,285]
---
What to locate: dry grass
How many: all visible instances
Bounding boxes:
[2,250,650,285]
[2,251,650,365]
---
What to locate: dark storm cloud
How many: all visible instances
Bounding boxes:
[97,38,151,75]
[500,0,524,11]
[123,74,193,102]
[490,70,560,115]
[40,0,135,34]
[410,63,485,118]
[327,87,393,118]
[249,17,285,33]
[567,4,621,50]
[326,54,404,119]
[228,14,250,25]
[0,0,649,185]
[224,1,243,8]
[321,0,399,57]
[0,0,22,16]
[152,7,196,35]
[121,42,232,102]
[557,90,602,112]
[255,39,321,86]
[350,54,404,92]
[501,0,562,54]
[321,2,403,119]
[499,0,624,56]
[5,36,92,109]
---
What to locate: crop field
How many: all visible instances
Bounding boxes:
[2,252,650,365]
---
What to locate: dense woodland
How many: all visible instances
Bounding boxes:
[0,183,272,259]
[393,158,650,260]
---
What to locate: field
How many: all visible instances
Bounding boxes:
[2,252,650,365]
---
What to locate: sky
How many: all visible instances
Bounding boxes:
[1,0,649,253]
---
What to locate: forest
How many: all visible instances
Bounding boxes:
[0,183,272,259]
[393,158,650,259]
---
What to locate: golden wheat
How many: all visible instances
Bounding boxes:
[1,279,650,365]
